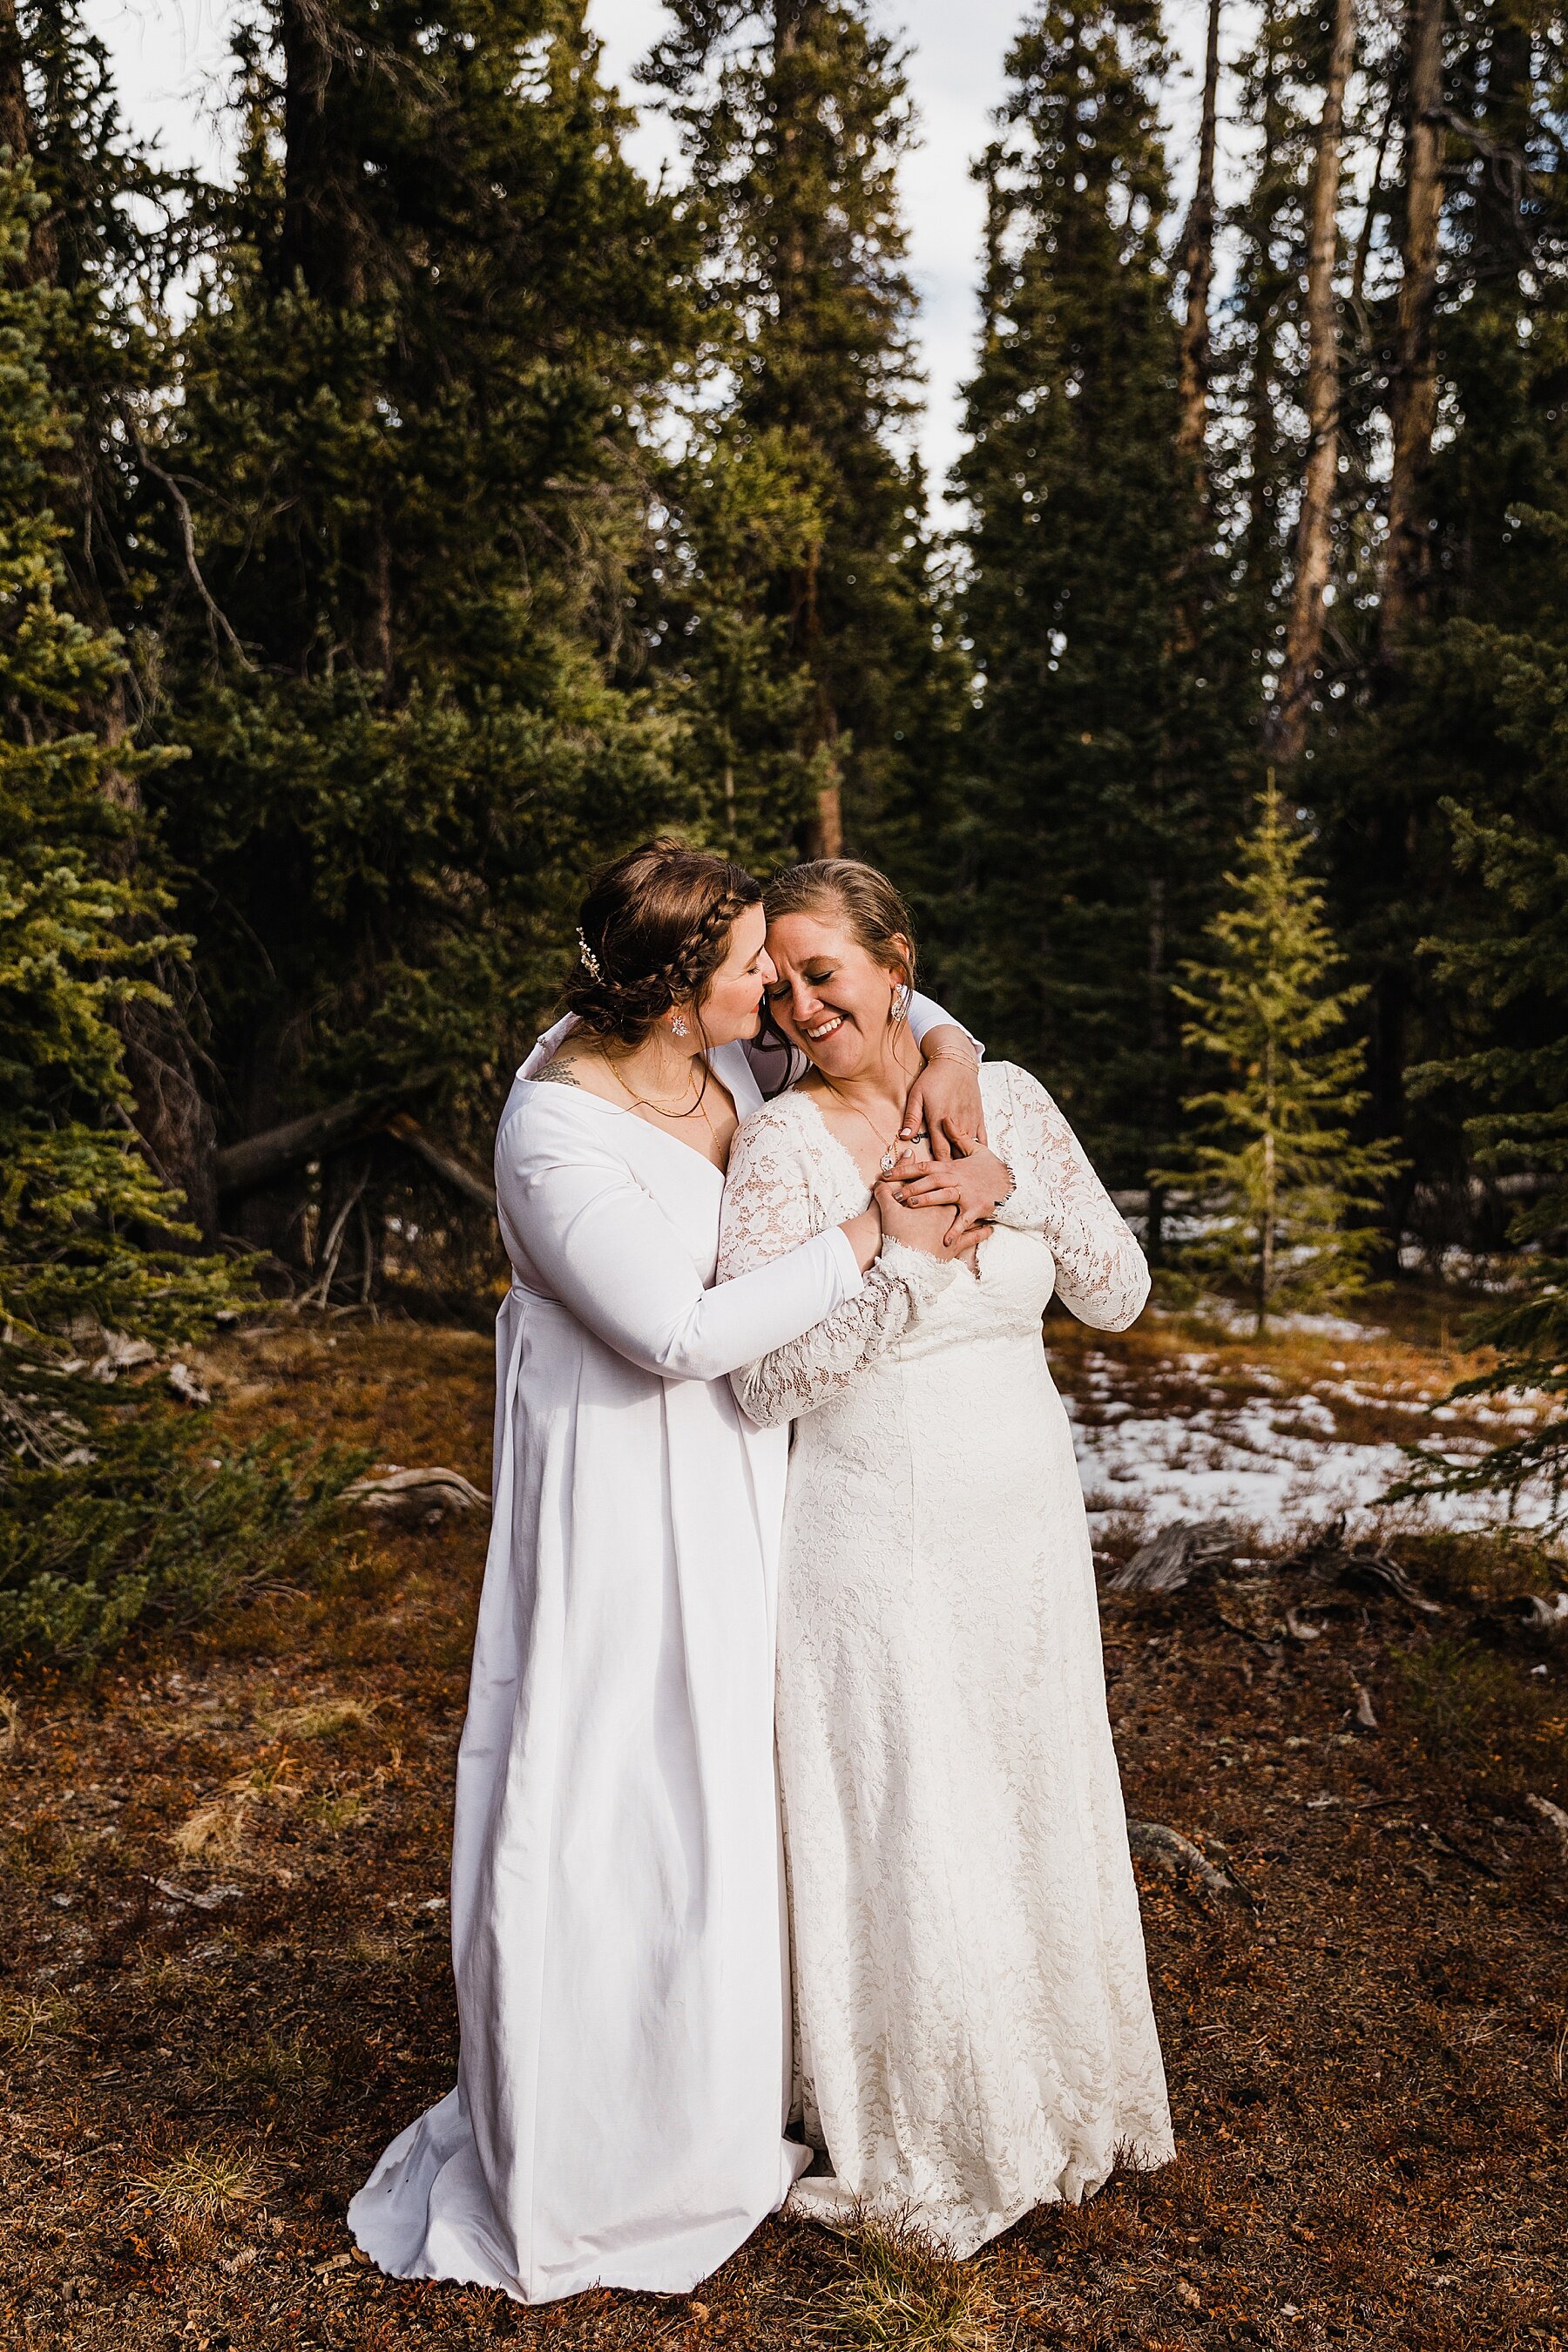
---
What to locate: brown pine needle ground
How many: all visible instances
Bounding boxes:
[0,1307,1563,2351]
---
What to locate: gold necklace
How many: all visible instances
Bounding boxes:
[608,1056,714,1131]
[820,1080,924,1176]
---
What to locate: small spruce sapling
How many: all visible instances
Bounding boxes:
[1158,779,1401,1331]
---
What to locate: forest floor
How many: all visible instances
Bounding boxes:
[2,1297,1565,2352]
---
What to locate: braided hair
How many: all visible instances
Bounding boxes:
[564,839,763,1051]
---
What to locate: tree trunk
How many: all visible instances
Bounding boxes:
[1259,1117,1276,1334]
[1350,78,1398,329]
[1380,0,1445,656]
[1268,0,1355,764]
[773,3,841,861]
[280,0,367,306]
[1176,0,1222,469]
[120,980,222,1243]
[1239,2,1286,625]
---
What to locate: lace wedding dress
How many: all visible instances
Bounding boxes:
[717,1061,1175,2258]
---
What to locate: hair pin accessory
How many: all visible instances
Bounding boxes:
[576,927,603,981]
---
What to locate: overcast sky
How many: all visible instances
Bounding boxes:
[83,0,1247,507]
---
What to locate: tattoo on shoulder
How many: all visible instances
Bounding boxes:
[535,1056,583,1089]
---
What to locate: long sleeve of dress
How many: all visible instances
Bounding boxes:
[988,1064,1150,1331]
[497,1105,863,1384]
[718,1112,958,1429]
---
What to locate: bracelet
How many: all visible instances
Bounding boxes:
[922,1047,980,1066]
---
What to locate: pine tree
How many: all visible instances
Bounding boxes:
[1392,802,1568,1517]
[0,152,234,1439]
[149,0,697,1277]
[0,3,223,1231]
[1316,0,1568,1247]
[1159,780,1401,1330]
[642,1,961,875]
[954,0,1251,1187]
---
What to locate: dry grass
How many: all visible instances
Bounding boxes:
[129,2143,272,2222]
[171,1754,302,1862]
[259,1695,382,1741]
[201,2028,335,2099]
[807,2215,1002,2350]
[0,1990,75,2051]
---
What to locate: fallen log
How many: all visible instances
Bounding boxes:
[1525,1792,1568,1855]
[214,1068,447,1198]
[342,1466,490,1518]
[1107,1519,1239,1595]
[1125,1819,1257,1907]
[382,1112,496,1213]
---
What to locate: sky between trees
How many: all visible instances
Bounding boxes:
[84,0,1228,503]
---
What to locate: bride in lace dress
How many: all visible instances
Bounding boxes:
[716,862,1175,2260]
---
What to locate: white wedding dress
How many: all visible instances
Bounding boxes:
[717,1061,1176,2258]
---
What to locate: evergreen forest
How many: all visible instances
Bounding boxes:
[4,0,1568,1518]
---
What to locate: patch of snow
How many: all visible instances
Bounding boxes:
[1067,1396,1555,1540]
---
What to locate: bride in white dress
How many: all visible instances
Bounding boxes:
[717,860,1175,2260]
[349,841,985,2304]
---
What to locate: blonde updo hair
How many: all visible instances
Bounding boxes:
[565,838,762,1050]
[761,859,918,997]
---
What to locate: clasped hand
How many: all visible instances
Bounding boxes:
[875,1136,1015,1259]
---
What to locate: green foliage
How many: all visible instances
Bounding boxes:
[1158,781,1401,1329]
[1394,800,1568,1518]
[0,1414,368,1672]
[642,2,963,875]
[950,0,1253,1186]
[150,0,700,1224]
[0,152,238,1384]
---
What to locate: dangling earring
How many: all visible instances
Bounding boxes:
[670,1015,689,1038]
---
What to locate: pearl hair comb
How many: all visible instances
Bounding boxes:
[576,928,603,981]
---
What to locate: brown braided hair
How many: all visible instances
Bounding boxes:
[564,839,763,1051]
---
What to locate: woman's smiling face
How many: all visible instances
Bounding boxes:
[763,909,909,1078]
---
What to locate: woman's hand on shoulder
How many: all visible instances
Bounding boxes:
[901,1031,985,1159]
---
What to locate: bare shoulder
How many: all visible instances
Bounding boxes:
[534,1053,583,1089]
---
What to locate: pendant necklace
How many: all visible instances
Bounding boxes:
[821,1084,926,1177]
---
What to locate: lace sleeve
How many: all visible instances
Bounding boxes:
[991,1064,1151,1331]
[718,1109,958,1429]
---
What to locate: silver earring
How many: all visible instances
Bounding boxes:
[671,1015,689,1037]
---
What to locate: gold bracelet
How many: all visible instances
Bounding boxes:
[922,1047,979,1066]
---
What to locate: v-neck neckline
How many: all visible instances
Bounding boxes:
[524,1073,733,1179]
[792,1087,990,1278]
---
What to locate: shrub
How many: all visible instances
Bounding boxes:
[0,1411,368,1672]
